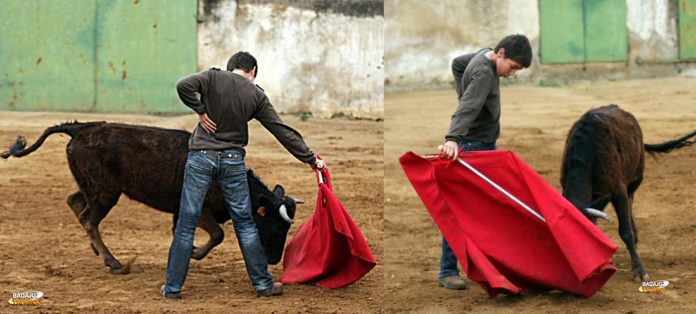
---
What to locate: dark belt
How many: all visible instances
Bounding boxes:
[196,150,242,159]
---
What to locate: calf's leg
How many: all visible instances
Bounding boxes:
[191,208,224,260]
[69,189,126,273]
[67,192,98,256]
[612,186,648,282]
[171,210,224,260]
[628,195,639,246]
[627,179,642,245]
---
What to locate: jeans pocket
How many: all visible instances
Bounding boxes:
[221,158,245,179]
[184,153,213,189]
[220,168,248,199]
[186,161,208,173]
[223,166,245,179]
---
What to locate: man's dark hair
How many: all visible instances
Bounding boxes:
[226,51,258,77]
[494,34,532,68]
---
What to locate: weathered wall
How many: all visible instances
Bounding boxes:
[385,0,538,87]
[198,0,384,119]
[626,0,679,62]
[385,0,693,89]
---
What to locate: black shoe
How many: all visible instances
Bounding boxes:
[256,282,283,298]
[160,285,182,300]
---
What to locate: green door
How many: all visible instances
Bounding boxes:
[539,0,627,64]
[583,0,627,62]
[680,0,696,59]
[96,0,197,112]
[0,0,196,113]
[0,0,97,111]
[539,0,585,64]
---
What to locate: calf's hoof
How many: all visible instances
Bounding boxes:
[107,256,137,275]
[191,246,207,260]
[109,265,130,275]
[632,270,649,282]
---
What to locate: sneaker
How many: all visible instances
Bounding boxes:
[160,285,182,300]
[256,282,283,298]
[438,276,467,290]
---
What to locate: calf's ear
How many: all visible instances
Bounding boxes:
[588,194,611,212]
[273,185,285,198]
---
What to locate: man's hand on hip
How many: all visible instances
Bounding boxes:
[199,113,217,134]
[441,140,459,160]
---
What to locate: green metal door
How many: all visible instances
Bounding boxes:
[0,0,97,111]
[539,0,585,64]
[680,0,696,59]
[96,0,197,112]
[584,0,627,62]
[539,0,627,64]
[0,0,196,113]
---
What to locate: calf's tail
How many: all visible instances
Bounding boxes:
[644,130,696,154]
[1,121,104,159]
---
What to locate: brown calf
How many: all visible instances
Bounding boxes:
[2,122,302,273]
[561,104,695,282]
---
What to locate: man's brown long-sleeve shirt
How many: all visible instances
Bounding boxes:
[176,68,315,164]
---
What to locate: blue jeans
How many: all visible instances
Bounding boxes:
[164,149,273,293]
[439,139,496,278]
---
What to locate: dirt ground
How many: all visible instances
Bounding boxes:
[0,113,383,313]
[2,77,696,314]
[384,77,696,313]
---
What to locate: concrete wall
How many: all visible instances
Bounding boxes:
[385,0,538,87]
[627,0,679,62]
[385,0,692,89]
[198,0,384,119]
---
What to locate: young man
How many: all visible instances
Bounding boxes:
[438,34,532,290]
[161,51,319,299]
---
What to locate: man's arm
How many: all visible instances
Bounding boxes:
[445,70,493,142]
[176,71,210,115]
[451,54,473,99]
[176,70,217,133]
[254,96,317,165]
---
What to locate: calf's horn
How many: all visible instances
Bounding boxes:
[279,204,293,224]
[585,208,610,221]
[289,197,305,204]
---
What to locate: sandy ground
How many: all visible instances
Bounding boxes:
[0,113,383,313]
[384,77,696,313]
[2,76,696,313]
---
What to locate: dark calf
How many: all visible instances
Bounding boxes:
[561,104,695,282]
[2,121,303,273]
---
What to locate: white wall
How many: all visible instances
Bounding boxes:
[385,0,538,87]
[626,0,679,62]
[198,0,383,119]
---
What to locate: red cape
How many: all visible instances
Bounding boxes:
[399,150,617,297]
[281,167,376,288]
